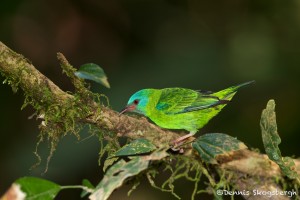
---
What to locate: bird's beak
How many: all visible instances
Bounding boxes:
[119,104,136,115]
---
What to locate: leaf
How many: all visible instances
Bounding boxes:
[89,150,168,200]
[111,138,157,158]
[192,133,247,164]
[80,179,95,198]
[82,179,95,189]
[260,99,299,179]
[75,63,110,88]
[14,177,61,200]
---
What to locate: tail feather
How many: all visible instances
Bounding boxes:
[214,80,255,100]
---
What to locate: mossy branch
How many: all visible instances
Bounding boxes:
[0,41,299,200]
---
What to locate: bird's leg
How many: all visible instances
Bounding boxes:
[173,131,196,145]
[171,131,196,151]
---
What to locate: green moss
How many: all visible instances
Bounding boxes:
[31,94,97,173]
[7,53,116,173]
[142,156,216,200]
[24,57,113,173]
[2,72,20,93]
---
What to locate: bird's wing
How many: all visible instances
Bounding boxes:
[156,88,228,114]
[180,94,229,113]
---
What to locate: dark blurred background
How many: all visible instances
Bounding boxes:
[1,0,300,199]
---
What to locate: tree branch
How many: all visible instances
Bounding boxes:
[0,41,298,200]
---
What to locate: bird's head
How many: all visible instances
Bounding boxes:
[119,89,152,115]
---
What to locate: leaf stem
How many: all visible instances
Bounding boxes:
[60,185,94,193]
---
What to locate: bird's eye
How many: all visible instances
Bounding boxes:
[133,99,139,105]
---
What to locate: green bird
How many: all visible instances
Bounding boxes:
[120,81,254,145]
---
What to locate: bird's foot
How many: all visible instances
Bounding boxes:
[170,131,196,153]
[171,141,185,153]
[172,132,195,145]
[171,146,184,153]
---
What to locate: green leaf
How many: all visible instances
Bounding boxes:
[111,138,157,158]
[260,99,299,179]
[90,150,168,200]
[15,177,61,200]
[75,63,110,88]
[192,133,247,164]
[80,179,95,198]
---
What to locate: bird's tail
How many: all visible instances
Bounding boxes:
[214,80,255,100]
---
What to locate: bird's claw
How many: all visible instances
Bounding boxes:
[171,146,184,153]
[171,141,185,153]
